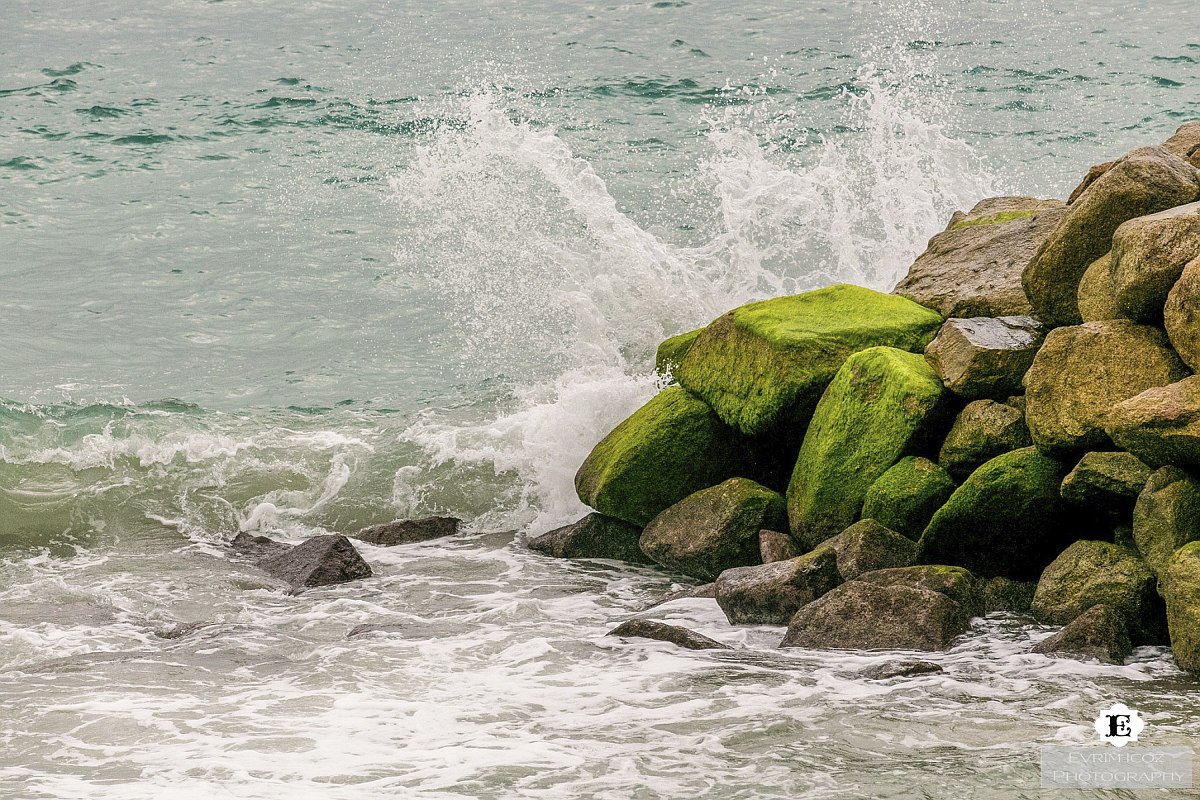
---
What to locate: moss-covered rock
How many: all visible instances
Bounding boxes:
[1022,146,1200,326]
[675,284,943,436]
[787,347,946,548]
[714,548,840,625]
[1164,255,1200,371]
[1060,451,1151,512]
[860,457,956,540]
[1132,466,1200,578]
[917,447,1074,580]
[981,576,1037,614]
[1077,252,1124,322]
[822,519,918,580]
[923,316,1045,399]
[654,328,702,376]
[574,386,759,527]
[1032,604,1133,665]
[855,564,983,618]
[1162,541,1200,673]
[1107,377,1200,468]
[1023,321,1188,457]
[1030,540,1163,644]
[938,400,1032,481]
[1110,201,1200,322]
[638,478,785,581]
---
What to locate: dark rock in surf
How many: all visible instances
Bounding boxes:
[859,659,944,680]
[606,619,730,651]
[232,532,372,590]
[230,530,291,561]
[714,548,840,625]
[639,582,716,611]
[1031,604,1133,665]
[352,516,461,546]
[527,512,651,564]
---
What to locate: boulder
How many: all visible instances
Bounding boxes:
[639,582,716,611]
[639,478,785,581]
[1164,121,1200,169]
[1107,377,1200,468]
[1131,466,1200,578]
[859,660,944,680]
[1077,253,1123,322]
[241,534,373,590]
[606,619,731,651]
[759,529,800,563]
[860,457,956,540]
[1022,146,1200,325]
[1165,255,1200,370]
[1030,540,1163,644]
[981,576,1037,614]
[1031,604,1133,665]
[1060,451,1152,511]
[823,519,918,580]
[1162,541,1200,672]
[675,284,942,436]
[574,386,760,527]
[938,400,1032,481]
[526,513,651,564]
[1067,161,1116,205]
[855,564,983,618]
[923,316,1045,399]
[917,447,1074,580]
[780,581,970,652]
[655,328,702,376]
[1110,202,1200,322]
[787,347,946,548]
[714,548,840,625]
[230,530,291,561]
[892,196,1067,317]
[352,516,460,546]
[1023,321,1187,457]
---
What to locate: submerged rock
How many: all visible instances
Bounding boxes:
[923,316,1045,399]
[823,519,918,581]
[1164,255,1200,370]
[1023,321,1187,457]
[714,548,840,625]
[606,619,730,651]
[1032,604,1133,665]
[1132,466,1200,578]
[787,346,946,548]
[1110,201,1200,322]
[1107,377,1200,468]
[526,513,650,564]
[655,328,702,376]
[938,399,1032,482]
[574,386,759,527]
[781,581,970,652]
[855,564,984,619]
[1022,145,1200,326]
[675,284,942,437]
[859,659,944,680]
[231,533,373,590]
[1060,451,1152,511]
[892,196,1066,318]
[759,529,800,563]
[639,478,785,581]
[860,457,956,540]
[352,517,460,547]
[1162,542,1200,673]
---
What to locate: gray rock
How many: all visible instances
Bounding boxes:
[1164,121,1200,169]
[938,399,1032,481]
[352,516,460,546]
[981,576,1037,614]
[823,519,918,581]
[1165,255,1200,370]
[781,581,970,652]
[1060,451,1152,511]
[1032,604,1133,665]
[235,533,372,590]
[606,619,731,651]
[892,196,1066,317]
[759,529,800,563]
[1110,201,1200,322]
[526,513,650,564]
[1023,146,1200,326]
[1132,466,1200,578]
[1108,377,1200,468]
[924,316,1045,399]
[230,531,291,561]
[854,564,984,618]
[714,548,840,625]
[859,659,944,680]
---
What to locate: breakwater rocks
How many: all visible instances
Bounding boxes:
[536,122,1200,673]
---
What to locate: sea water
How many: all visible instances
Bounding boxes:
[2,1,1199,797]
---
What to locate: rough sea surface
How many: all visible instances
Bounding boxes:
[2,1,1199,797]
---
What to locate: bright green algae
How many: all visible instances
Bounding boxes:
[949,208,1040,229]
[861,456,956,540]
[654,328,703,376]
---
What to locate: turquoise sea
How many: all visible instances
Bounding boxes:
[2,1,1199,797]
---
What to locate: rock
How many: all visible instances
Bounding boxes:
[1060,451,1152,511]
[1132,466,1200,578]
[714,548,840,625]
[854,564,984,618]
[981,576,1037,614]
[230,530,291,561]
[923,316,1045,399]
[639,478,786,581]
[859,659,944,680]
[1162,542,1200,672]
[526,513,651,564]
[352,516,460,546]
[1077,253,1124,322]
[675,284,943,436]
[938,400,1032,481]
[759,529,800,563]
[655,328,702,376]
[917,447,1074,580]
[1030,540,1163,644]
[1111,202,1200,322]
[253,534,373,590]
[606,619,731,651]
[787,347,946,548]
[639,582,716,610]
[823,519,919,580]
[892,196,1067,318]
[1032,604,1133,665]
[1023,321,1187,457]
[1165,255,1200,370]
[781,581,970,652]
[1107,377,1200,468]
[1022,146,1200,325]
[1067,161,1116,205]
[574,386,761,527]
[1164,121,1200,169]
[860,457,956,540]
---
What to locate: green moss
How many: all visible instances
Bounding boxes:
[861,456,956,540]
[949,209,1039,230]
[654,328,703,376]
[574,386,757,527]
[855,564,982,617]
[786,347,946,548]
[676,284,943,436]
[1164,542,1200,672]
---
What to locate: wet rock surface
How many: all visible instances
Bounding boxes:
[352,516,461,546]
[606,619,731,651]
[924,316,1044,399]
